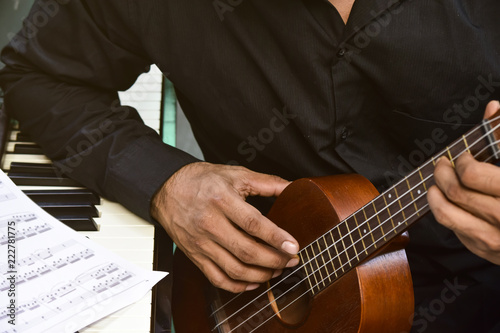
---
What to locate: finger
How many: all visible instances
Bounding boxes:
[455,152,500,197]
[232,167,291,198]
[483,100,500,119]
[196,238,277,284]
[193,205,298,269]
[222,191,299,256]
[189,251,260,293]
[428,185,494,236]
[434,156,500,224]
[454,232,500,266]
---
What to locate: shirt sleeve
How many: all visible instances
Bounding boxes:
[0,0,199,222]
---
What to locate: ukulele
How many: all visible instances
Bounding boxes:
[172,111,500,333]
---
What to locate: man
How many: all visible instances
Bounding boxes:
[1,0,499,332]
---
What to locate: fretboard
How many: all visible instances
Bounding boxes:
[300,117,500,295]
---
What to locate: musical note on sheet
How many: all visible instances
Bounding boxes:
[0,180,16,203]
[0,170,167,333]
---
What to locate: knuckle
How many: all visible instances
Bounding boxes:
[444,183,464,203]
[234,246,255,263]
[433,205,452,227]
[242,215,261,234]
[459,162,478,186]
[483,233,500,253]
[208,275,226,289]
[194,214,213,231]
[226,264,245,280]
[272,255,287,268]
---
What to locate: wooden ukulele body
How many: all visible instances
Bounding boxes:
[172,174,414,332]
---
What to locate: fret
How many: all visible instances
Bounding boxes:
[382,194,397,235]
[321,235,336,280]
[327,231,341,277]
[344,217,359,261]
[371,202,387,241]
[299,252,315,294]
[393,187,408,226]
[311,241,327,287]
[405,177,420,217]
[462,135,471,154]
[330,227,346,273]
[446,146,455,167]
[362,208,377,249]
[483,119,500,160]
[337,222,352,268]
[353,214,368,255]
[305,246,321,293]
[417,167,428,192]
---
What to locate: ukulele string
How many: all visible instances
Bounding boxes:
[242,136,500,333]
[228,180,433,333]
[213,117,500,329]
[211,114,500,320]
[213,117,500,330]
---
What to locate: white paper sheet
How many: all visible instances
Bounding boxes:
[0,170,167,333]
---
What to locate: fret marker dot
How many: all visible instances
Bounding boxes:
[417,190,421,195]
[363,229,367,234]
[388,194,392,199]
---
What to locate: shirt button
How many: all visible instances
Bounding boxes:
[337,48,345,57]
[341,127,349,141]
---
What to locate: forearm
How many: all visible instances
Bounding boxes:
[0,0,199,221]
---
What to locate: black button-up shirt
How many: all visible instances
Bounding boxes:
[1,0,500,331]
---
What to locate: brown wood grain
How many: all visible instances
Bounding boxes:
[172,174,414,333]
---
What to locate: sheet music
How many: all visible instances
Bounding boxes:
[0,170,167,333]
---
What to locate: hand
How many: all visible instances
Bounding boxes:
[428,100,500,265]
[151,162,300,292]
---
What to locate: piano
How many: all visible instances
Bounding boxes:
[0,66,173,333]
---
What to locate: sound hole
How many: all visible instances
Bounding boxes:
[267,267,311,327]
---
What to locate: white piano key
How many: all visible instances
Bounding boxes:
[105,249,156,263]
[79,225,154,238]
[2,153,51,169]
[86,237,154,252]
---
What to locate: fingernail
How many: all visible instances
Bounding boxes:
[246,283,259,291]
[281,241,299,255]
[272,270,282,278]
[286,257,300,268]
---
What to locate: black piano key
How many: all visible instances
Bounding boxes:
[58,217,99,232]
[16,132,31,142]
[24,189,101,205]
[9,162,58,174]
[8,173,81,186]
[39,204,100,218]
[13,143,43,154]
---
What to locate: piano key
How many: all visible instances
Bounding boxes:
[13,143,43,154]
[8,172,81,186]
[2,153,51,168]
[58,217,99,232]
[24,189,101,205]
[16,131,31,142]
[79,225,154,238]
[87,237,154,252]
[9,162,59,174]
[40,204,100,218]
[2,65,167,333]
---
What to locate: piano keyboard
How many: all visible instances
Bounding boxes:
[118,65,163,134]
[0,66,168,333]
